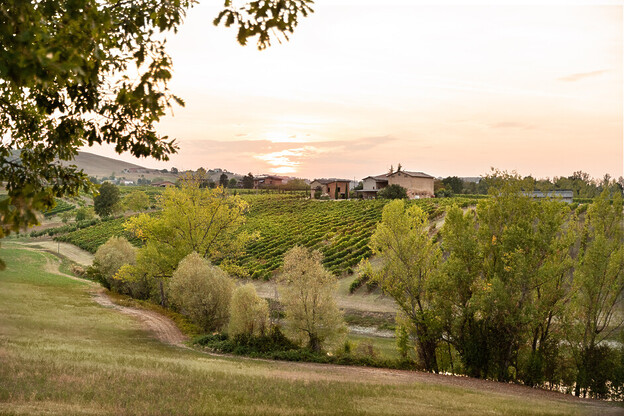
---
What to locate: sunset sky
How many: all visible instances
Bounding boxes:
[89,1,623,180]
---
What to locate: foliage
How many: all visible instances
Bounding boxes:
[435,173,578,382]
[567,189,624,397]
[214,0,314,50]
[442,176,464,194]
[93,236,136,292]
[93,183,121,217]
[377,184,407,200]
[370,200,442,372]
[242,173,254,189]
[75,206,95,221]
[124,179,249,304]
[168,252,234,332]
[123,190,150,212]
[228,283,270,337]
[278,246,346,352]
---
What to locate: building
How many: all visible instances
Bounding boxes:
[310,179,351,199]
[527,190,573,204]
[253,175,285,189]
[358,170,435,199]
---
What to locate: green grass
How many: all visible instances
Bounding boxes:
[0,245,617,415]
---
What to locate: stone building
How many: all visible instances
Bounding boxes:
[310,179,351,199]
[358,170,434,199]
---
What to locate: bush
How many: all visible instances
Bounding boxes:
[93,236,137,291]
[228,284,270,337]
[378,184,407,199]
[168,252,234,332]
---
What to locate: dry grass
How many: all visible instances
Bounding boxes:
[0,245,620,415]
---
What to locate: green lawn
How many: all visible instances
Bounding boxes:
[0,245,618,415]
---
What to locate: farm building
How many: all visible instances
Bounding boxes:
[253,175,285,189]
[310,179,351,199]
[358,170,435,199]
[526,190,573,203]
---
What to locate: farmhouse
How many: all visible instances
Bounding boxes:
[253,175,285,189]
[310,179,351,199]
[359,170,434,199]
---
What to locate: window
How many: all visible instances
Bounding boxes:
[337,186,341,192]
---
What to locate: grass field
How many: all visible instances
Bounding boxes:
[0,245,619,415]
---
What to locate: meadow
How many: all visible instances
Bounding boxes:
[0,244,618,415]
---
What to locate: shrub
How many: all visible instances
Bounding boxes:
[168,252,234,332]
[93,236,137,291]
[378,184,407,199]
[228,284,270,337]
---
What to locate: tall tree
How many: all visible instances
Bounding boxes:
[242,173,254,189]
[568,190,624,397]
[370,200,442,372]
[93,183,120,218]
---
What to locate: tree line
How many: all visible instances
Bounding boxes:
[436,171,624,198]
[371,172,623,399]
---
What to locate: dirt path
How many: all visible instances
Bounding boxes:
[90,291,188,348]
[23,239,94,266]
[14,242,187,348]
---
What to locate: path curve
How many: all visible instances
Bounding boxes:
[90,291,188,347]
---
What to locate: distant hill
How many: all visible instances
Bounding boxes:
[69,152,181,182]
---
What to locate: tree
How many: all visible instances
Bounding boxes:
[93,236,137,292]
[242,173,254,189]
[228,284,270,337]
[170,167,178,174]
[442,176,464,195]
[93,183,120,218]
[567,190,624,397]
[278,246,345,352]
[370,200,442,372]
[378,184,407,199]
[0,0,314,265]
[75,206,95,222]
[124,177,249,305]
[123,190,150,212]
[219,173,229,187]
[228,178,238,188]
[168,252,234,332]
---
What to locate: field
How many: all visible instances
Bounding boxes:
[1,244,618,415]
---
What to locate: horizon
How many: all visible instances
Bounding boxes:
[83,2,624,180]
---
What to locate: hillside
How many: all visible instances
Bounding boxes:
[69,151,178,181]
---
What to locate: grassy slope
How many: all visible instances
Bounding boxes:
[0,245,616,415]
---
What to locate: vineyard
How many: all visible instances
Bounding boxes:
[42,199,75,217]
[48,194,479,278]
[234,194,479,279]
[54,217,141,253]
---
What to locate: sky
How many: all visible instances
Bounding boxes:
[87,1,624,181]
